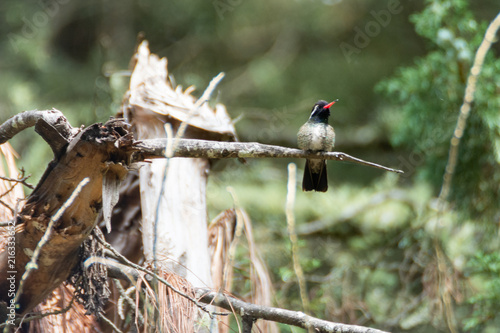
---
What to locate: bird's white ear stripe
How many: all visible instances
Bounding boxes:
[310,105,319,118]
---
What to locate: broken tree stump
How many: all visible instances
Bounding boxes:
[0,118,134,316]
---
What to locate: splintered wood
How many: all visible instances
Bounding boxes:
[118,41,238,331]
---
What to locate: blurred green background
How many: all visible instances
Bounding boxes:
[1,0,500,331]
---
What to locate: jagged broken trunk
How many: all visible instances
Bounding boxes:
[0,118,133,315]
[120,41,238,288]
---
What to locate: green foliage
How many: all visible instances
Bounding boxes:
[376,0,500,221]
[464,252,500,332]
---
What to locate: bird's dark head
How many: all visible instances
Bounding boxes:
[309,99,338,122]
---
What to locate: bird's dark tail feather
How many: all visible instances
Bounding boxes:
[302,160,328,192]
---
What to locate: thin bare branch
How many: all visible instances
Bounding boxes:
[0,110,51,143]
[433,15,500,329]
[0,200,14,216]
[113,279,144,325]
[99,313,124,333]
[136,138,404,174]
[195,72,225,108]
[242,315,254,333]
[438,11,500,203]
[0,175,34,190]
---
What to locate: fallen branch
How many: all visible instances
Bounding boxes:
[136,138,404,174]
[196,288,389,333]
[95,253,389,333]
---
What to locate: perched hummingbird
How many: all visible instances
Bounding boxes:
[297,100,337,192]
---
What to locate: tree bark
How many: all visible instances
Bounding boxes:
[0,119,133,316]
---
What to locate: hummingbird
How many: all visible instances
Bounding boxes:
[297,100,337,192]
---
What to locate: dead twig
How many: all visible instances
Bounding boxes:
[113,279,144,325]
[0,174,34,190]
[0,200,14,216]
[99,313,124,333]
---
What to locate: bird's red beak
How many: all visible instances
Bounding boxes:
[325,99,339,109]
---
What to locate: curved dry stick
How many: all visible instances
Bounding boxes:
[0,109,76,144]
[438,11,500,203]
[0,110,53,144]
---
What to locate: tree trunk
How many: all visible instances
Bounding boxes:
[118,40,238,331]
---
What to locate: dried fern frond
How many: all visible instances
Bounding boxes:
[208,208,279,333]
[208,209,237,292]
[138,264,197,333]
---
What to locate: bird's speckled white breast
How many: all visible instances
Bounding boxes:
[308,126,327,150]
[297,122,335,151]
